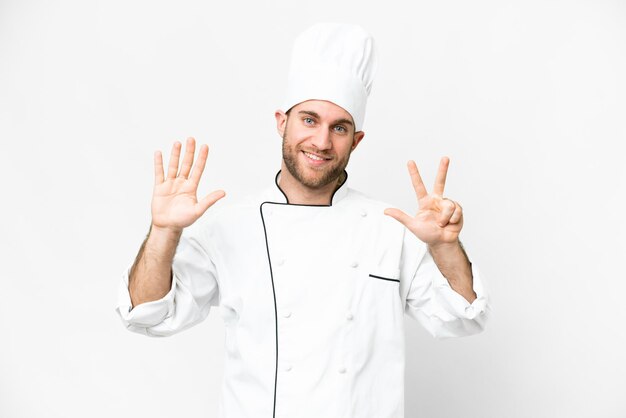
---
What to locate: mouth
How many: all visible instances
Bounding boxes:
[301,150,332,166]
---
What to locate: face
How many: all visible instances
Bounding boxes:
[276,100,365,189]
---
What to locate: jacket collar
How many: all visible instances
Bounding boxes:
[265,170,349,206]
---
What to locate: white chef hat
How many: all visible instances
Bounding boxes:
[282,22,378,132]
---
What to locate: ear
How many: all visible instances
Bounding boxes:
[351,131,365,151]
[275,109,287,137]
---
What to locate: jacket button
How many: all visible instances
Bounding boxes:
[338,367,346,374]
[276,259,285,266]
[282,311,291,318]
[284,365,292,372]
[360,210,367,217]
[346,313,354,321]
[350,261,359,268]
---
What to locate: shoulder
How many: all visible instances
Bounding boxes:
[191,185,278,230]
[342,188,406,232]
[343,187,395,213]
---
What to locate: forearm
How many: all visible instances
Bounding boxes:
[428,240,477,303]
[128,225,183,308]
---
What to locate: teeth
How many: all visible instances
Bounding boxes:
[304,152,325,161]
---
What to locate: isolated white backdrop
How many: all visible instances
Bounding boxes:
[1,0,625,417]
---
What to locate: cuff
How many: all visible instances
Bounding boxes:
[115,267,177,328]
[432,263,490,320]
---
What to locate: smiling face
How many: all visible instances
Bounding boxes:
[276,100,365,189]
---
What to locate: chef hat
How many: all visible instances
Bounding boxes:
[282,22,378,132]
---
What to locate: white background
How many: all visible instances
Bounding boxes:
[1,0,625,417]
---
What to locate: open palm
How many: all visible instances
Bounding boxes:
[151,137,225,232]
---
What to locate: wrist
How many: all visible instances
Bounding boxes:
[428,239,462,254]
[149,224,183,241]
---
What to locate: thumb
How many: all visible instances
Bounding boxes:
[196,190,226,216]
[384,208,413,227]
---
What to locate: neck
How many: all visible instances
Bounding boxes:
[278,164,346,205]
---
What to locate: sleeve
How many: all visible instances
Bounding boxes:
[115,222,220,337]
[402,232,491,340]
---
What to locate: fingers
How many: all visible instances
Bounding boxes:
[166,141,182,179]
[154,151,164,185]
[159,138,207,184]
[196,190,226,216]
[449,201,463,224]
[438,198,462,227]
[407,160,428,201]
[178,137,196,179]
[433,156,450,196]
[189,144,209,186]
[383,208,413,227]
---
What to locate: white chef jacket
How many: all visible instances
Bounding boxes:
[116,170,490,418]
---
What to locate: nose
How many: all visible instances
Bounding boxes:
[310,127,332,151]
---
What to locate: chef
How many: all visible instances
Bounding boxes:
[116,23,491,418]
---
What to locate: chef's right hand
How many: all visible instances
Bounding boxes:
[151,137,225,234]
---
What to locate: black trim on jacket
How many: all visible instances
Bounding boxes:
[260,169,349,417]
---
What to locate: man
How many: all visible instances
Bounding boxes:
[116,23,490,418]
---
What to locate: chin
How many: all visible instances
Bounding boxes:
[297,164,344,189]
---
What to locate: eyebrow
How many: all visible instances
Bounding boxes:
[297,110,354,127]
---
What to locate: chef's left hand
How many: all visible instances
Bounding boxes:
[384,157,463,247]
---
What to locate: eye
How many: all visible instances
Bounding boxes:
[303,117,315,125]
[334,125,347,133]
